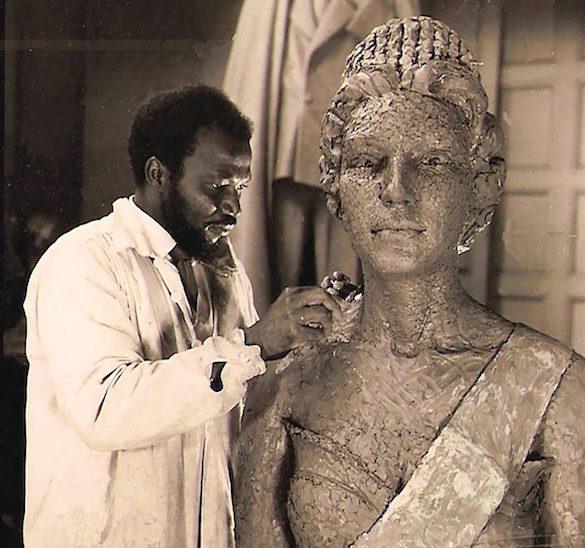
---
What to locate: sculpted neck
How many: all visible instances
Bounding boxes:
[357,260,471,356]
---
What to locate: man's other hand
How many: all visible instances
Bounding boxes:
[244,286,341,360]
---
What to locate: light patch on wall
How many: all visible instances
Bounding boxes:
[499,297,545,333]
[500,87,553,169]
[502,0,555,64]
[570,300,585,355]
[579,86,585,168]
[498,191,550,272]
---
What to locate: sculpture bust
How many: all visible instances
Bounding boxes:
[235,17,585,547]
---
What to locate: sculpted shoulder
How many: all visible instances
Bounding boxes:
[545,349,585,431]
[243,340,347,423]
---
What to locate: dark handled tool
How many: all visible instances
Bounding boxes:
[210,361,227,392]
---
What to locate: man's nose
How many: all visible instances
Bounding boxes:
[379,154,413,206]
[219,187,241,217]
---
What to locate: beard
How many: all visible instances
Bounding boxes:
[171,220,213,259]
[162,184,231,262]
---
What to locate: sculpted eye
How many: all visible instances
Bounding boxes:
[346,156,383,170]
[420,153,451,167]
[236,182,249,192]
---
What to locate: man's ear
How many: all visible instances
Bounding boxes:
[144,156,170,190]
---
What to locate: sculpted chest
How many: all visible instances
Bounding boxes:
[291,345,487,441]
[280,346,491,546]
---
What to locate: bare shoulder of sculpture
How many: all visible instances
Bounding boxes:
[544,349,585,434]
[242,341,332,422]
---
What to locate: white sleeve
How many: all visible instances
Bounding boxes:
[25,242,265,452]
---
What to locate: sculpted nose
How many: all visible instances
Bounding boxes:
[380,155,412,206]
[220,187,241,217]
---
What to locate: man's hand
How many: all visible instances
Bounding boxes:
[243,286,341,360]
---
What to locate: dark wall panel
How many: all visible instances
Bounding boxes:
[12,51,85,227]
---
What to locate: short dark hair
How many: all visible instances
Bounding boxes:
[128,85,253,185]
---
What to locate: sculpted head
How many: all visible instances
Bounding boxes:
[320,17,505,272]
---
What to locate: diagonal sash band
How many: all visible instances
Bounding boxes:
[351,325,573,547]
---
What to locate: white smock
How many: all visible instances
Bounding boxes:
[23,196,263,547]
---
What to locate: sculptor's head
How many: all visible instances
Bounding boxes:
[320,17,505,273]
[130,86,253,259]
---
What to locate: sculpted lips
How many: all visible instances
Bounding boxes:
[371,221,424,238]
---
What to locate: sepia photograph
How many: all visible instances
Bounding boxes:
[2,0,585,546]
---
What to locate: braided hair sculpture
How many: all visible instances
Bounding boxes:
[319,16,506,253]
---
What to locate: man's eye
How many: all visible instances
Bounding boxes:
[212,180,249,192]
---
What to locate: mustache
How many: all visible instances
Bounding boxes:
[206,214,238,226]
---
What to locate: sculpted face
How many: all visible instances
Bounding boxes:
[338,92,476,275]
[162,125,251,258]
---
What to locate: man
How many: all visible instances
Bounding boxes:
[23,85,339,547]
